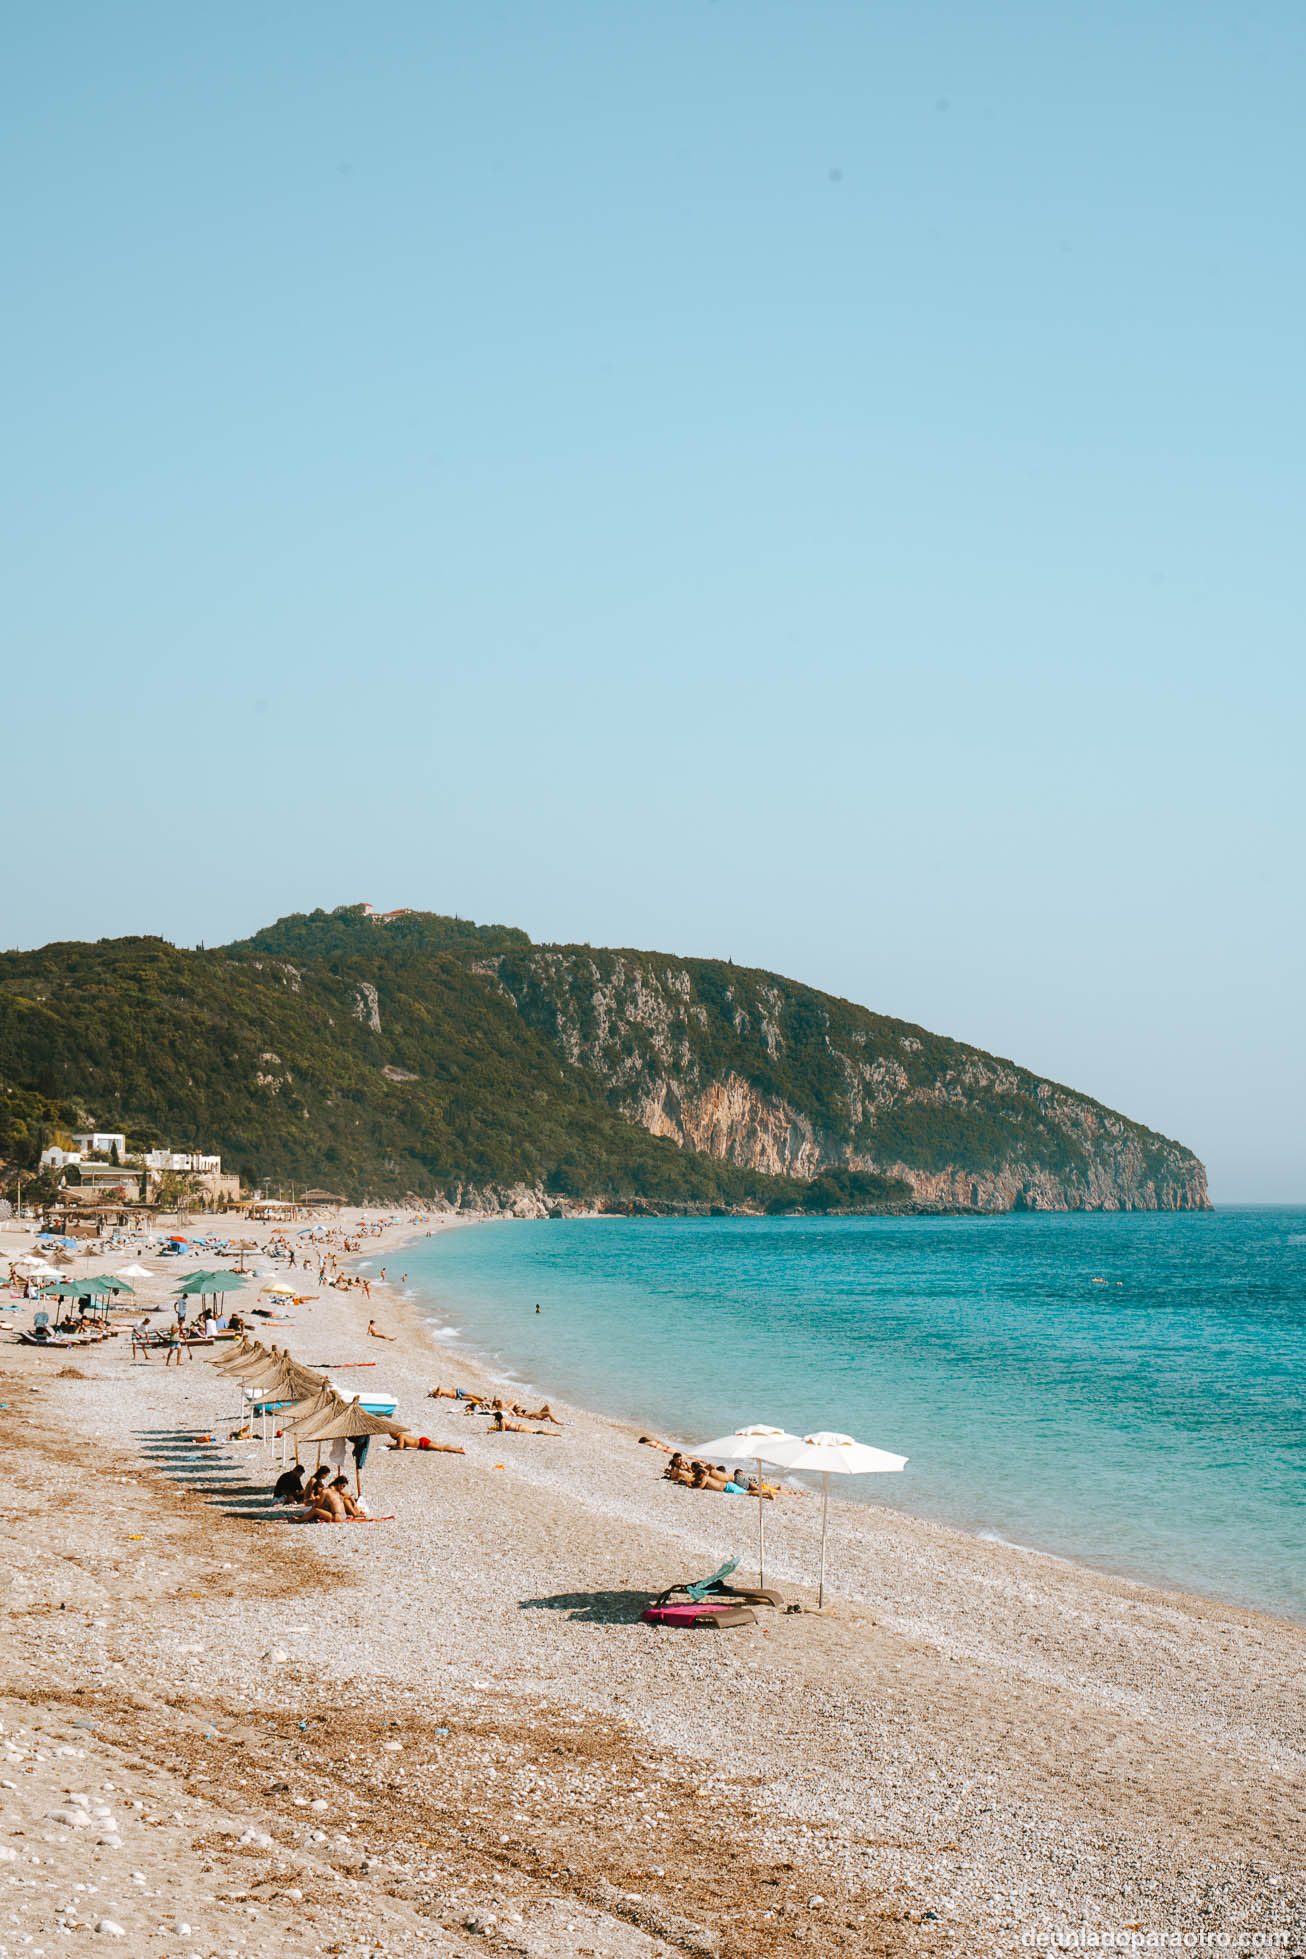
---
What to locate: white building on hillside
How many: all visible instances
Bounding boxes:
[72,1131,127,1160]
[141,1150,222,1174]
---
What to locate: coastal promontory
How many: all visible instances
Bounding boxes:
[0,905,1209,1214]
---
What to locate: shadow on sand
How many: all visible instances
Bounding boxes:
[518,1589,649,1624]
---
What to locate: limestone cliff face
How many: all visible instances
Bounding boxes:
[488,948,1210,1213]
[636,1073,825,1181]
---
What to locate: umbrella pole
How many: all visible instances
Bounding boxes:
[755,1455,766,1589]
[818,1473,830,1611]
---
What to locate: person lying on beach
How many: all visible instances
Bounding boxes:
[385,1429,465,1453]
[490,1410,561,1435]
[427,1384,461,1400]
[273,1465,306,1504]
[513,1402,559,1424]
[687,1461,736,1493]
[366,1319,395,1340]
[640,1434,674,1452]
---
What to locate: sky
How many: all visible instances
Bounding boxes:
[5,3,1303,1201]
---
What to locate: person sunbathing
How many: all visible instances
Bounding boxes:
[515,1403,559,1424]
[366,1319,395,1340]
[490,1410,560,1435]
[386,1429,465,1454]
[639,1434,673,1452]
[427,1384,469,1401]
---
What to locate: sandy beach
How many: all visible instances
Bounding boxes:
[2,1207,1302,1958]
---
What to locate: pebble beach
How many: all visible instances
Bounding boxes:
[2,1207,1302,1958]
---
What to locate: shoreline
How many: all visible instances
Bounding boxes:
[387,1210,1306,1633]
[3,1204,1303,1954]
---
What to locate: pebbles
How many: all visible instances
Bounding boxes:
[4,1206,1300,1958]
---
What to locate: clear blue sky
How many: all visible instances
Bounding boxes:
[5,4,1303,1200]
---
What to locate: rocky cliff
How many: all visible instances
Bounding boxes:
[486,946,1209,1212]
[0,908,1210,1212]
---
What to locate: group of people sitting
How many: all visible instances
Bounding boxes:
[272,1462,365,1522]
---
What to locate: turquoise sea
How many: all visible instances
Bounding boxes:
[400,1208,1306,1621]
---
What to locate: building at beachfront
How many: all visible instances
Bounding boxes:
[42,1129,241,1211]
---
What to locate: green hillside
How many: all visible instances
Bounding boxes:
[0,906,1209,1212]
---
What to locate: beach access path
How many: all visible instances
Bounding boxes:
[1,1207,1302,1958]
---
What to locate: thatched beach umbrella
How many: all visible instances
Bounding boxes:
[207,1335,267,1370]
[275,1387,345,1466]
[233,1352,324,1439]
[208,1342,290,1426]
[291,1396,397,1494]
[247,1363,325,1444]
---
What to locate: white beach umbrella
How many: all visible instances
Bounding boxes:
[689,1425,801,1590]
[759,1431,907,1610]
[115,1263,154,1279]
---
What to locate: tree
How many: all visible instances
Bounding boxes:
[152,1169,202,1213]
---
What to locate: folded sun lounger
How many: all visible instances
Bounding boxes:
[651,1556,786,1610]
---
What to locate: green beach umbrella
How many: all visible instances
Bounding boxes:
[177,1271,219,1295]
[202,1270,247,1291]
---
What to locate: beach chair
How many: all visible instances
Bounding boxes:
[650,1556,786,1610]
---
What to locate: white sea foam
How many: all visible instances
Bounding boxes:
[977,1528,1070,1566]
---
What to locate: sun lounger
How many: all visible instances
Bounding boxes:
[651,1556,786,1610]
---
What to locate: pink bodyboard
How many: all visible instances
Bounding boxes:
[640,1601,755,1629]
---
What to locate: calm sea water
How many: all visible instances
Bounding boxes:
[399,1208,1306,1621]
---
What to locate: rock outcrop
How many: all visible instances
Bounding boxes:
[488,947,1209,1212]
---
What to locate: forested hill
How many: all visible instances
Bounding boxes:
[0,905,1210,1213]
